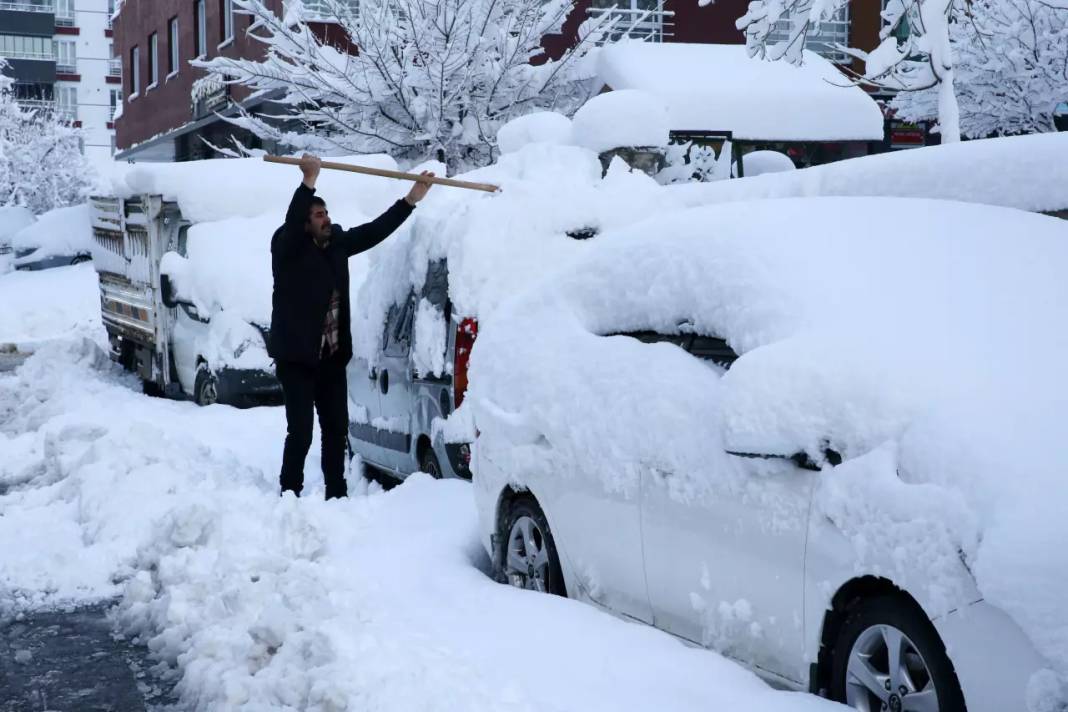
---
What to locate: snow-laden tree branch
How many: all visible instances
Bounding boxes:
[0,64,94,214]
[892,0,1068,137]
[736,0,964,142]
[194,0,615,171]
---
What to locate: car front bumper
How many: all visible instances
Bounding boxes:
[935,599,1063,712]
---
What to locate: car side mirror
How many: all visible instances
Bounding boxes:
[160,273,179,309]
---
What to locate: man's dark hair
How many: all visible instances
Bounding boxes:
[308,196,327,215]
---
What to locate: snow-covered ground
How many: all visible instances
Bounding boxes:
[0,263,103,348]
[0,270,835,711]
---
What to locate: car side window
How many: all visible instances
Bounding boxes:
[383,293,416,357]
[612,331,739,370]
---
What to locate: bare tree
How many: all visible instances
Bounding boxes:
[195,0,614,171]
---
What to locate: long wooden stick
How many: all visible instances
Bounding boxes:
[263,155,500,193]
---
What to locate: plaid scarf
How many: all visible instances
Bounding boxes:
[322,289,340,358]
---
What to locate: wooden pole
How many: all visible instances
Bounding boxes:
[263,155,500,194]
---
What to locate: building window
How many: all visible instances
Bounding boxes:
[148,32,158,86]
[194,0,207,58]
[56,85,77,121]
[767,4,852,63]
[168,16,179,75]
[54,38,77,73]
[130,45,140,96]
[0,34,54,61]
[221,0,233,42]
[55,0,75,27]
[110,88,121,119]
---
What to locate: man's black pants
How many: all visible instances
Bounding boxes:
[275,354,349,499]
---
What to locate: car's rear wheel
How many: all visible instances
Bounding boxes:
[500,498,566,596]
[831,595,966,712]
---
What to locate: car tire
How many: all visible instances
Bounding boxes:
[70,255,90,266]
[830,595,967,712]
[499,497,566,597]
[420,447,443,479]
[194,365,219,407]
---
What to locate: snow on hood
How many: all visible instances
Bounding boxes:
[10,203,91,257]
[352,143,687,365]
[469,195,1068,677]
[103,154,408,223]
[674,133,1068,215]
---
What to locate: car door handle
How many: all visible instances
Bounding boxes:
[379,369,389,395]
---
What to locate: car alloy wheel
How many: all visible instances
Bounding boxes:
[506,515,553,592]
[845,624,938,712]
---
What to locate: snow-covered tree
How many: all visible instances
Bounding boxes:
[0,65,95,214]
[737,0,964,142]
[195,0,614,171]
[891,0,1068,137]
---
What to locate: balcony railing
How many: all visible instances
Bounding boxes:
[16,98,55,113]
[0,1,54,12]
[55,12,74,26]
[0,47,55,61]
[587,6,674,43]
[108,57,121,76]
[56,61,76,73]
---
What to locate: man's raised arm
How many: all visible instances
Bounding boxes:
[274,154,322,256]
[342,171,435,257]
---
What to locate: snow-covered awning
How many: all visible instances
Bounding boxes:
[597,42,885,143]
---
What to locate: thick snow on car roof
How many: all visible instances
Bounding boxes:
[352,142,686,365]
[597,41,885,142]
[675,132,1068,214]
[100,153,407,223]
[469,196,1068,688]
[10,203,91,258]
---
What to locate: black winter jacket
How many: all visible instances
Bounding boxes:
[268,183,414,367]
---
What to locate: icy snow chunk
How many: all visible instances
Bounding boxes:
[571,89,671,153]
[497,112,573,154]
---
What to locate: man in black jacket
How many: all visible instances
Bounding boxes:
[269,154,433,499]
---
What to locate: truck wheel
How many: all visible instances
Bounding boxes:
[194,366,219,406]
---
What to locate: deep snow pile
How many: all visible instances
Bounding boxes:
[0,340,835,712]
[468,197,1068,698]
[0,263,103,347]
[10,203,92,259]
[676,133,1068,214]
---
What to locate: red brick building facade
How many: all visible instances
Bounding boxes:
[113,0,888,161]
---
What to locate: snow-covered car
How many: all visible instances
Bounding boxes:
[348,137,683,483]
[469,197,1068,712]
[0,205,35,255]
[10,203,93,271]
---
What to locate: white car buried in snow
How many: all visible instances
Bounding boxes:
[469,197,1068,712]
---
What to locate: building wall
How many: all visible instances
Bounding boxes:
[55,0,117,164]
[113,0,284,153]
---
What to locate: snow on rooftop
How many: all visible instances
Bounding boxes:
[597,41,885,142]
[674,132,1068,214]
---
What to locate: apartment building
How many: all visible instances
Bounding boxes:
[0,0,119,163]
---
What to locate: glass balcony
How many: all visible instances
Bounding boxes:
[0,1,54,12]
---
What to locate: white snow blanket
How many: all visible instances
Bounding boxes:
[597,41,885,142]
[0,263,103,347]
[0,205,35,244]
[10,203,92,259]
[469,197,1068,697]
[676,132,1068,214]
[0,335,836,712]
